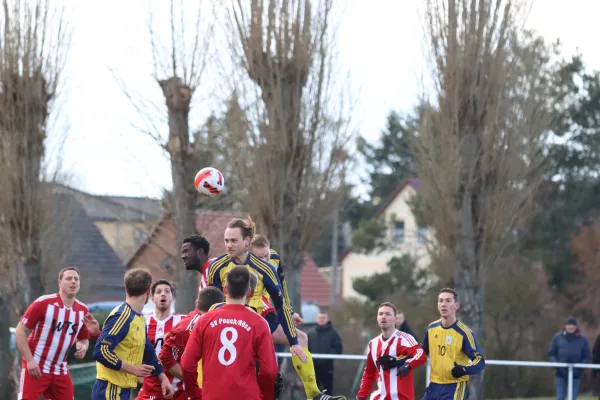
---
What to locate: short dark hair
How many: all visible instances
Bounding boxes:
[440,288,458,301]
[183,235,210,255]
[227,217,256,239]
[251,234,269,248]
[226,266,250,299]
[151,280,175,297]
[197,287,225,312]
[378,302,397,315]
[58,266,80,280]
[124,268,153,297]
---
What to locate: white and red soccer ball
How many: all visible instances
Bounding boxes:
[194,167,225,197]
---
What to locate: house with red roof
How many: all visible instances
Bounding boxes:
[125,211,333,309]
[340,178,432,299]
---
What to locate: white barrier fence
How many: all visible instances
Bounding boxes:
[273,352,600,400]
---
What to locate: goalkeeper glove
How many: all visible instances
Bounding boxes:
[397,363,411,377]
[451,362,467,378]
[377,355,398,370]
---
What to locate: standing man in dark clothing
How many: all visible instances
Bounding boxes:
[548,316,590,400]
[395,311,416,339]
[307,312,343,395]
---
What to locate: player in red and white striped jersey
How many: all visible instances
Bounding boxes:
[14,266,91,400]
[180,235,211,290]
[137,280,183,400]
[357,302,427,400]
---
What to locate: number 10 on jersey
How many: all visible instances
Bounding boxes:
[218,327,239,366]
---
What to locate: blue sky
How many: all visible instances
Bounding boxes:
[49,0,600,199]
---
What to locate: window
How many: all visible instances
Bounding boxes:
[392,220,405,244]
[417,226,427,245]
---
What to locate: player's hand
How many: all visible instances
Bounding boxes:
[161,379,175,398]
[26,359,41,379]
[377,355,397,370]
[84,313,100,337]
[132,364,155,377]
[397,363,411,377]
[292,313,303,326]
[451,362,467,378]
[290,344,308,363]
[74,341,88,359]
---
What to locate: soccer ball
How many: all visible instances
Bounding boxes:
[194,167,225,197]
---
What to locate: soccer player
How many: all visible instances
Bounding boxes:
[92,268,175,400]
[137,280,183,399]
[421,288,486,400]
[15,267,91,400]
[181,266,279,400]
[251,234,347,400]
[357,302,427,400]
[180,234,213,290]
[159,286,226,398]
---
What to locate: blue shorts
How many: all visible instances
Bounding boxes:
[264,310,279,334]
[91,379,132,400]
[423,382,468,400]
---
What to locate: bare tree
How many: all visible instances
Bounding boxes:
[226,0,351,312]
[118,0,218,312]
[0,0,68,397]
[415,1,553,399]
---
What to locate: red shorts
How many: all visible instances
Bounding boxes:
[18,369,73,400]
[136,389,188,400]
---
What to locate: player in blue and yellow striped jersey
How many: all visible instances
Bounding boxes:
[208,217,346,400]
[422,288,485,400]
[91,268,174,400]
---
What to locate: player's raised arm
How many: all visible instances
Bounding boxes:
[249,253,298,346]
[269,250,294,312]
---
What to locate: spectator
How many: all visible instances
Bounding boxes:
[307,312,343,395]
[548,316,590,400]
[395,311,416,339]
[592,334,600,400]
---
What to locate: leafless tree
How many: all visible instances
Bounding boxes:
[0,0,68,397]
[117,0,219,312]
[226,0,351,312]
[415,1,553,398]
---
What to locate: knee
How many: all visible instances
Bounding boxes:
[297,330,308,347]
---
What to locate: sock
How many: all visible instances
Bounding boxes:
[292,348,321,398]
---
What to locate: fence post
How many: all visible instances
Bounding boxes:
[567,364,573,400]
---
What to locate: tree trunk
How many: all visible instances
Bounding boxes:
[0,293,16,400]
[160,77,198,314]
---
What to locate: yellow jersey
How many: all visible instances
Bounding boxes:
[207,253,298,345]
[422,319,485,384]
[93,302,164,388]
[268,250,294,313]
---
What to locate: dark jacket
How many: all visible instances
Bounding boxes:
[548,328,590,379]
[592,335,600,394]
[307,322,343,368]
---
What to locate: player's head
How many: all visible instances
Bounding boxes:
[377,302,397,331]
[181,235,210,271]
[225,216,255,259]
[438,287,459,318]
[251,234,270,260]
[248,271,258,297]
[151,280,175,313]
[58,266,80,298]
[225,266,251,300]
[196,286,225,313]
[124,268,153,303]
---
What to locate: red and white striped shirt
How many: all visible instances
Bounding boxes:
[139,312,184,397]
[357,329,427,400]
[20,293,90,375]
[198,258,215,292]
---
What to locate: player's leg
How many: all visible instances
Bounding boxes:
[18,368,50,400]
[272,324,345,400]
[43,372,74,400]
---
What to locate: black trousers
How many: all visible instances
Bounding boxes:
[314,364,334,395]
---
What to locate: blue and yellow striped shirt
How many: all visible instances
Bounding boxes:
[268,250,294,314]
[422,319,485,384]
[207,252,298,345]
[93,302,164,388]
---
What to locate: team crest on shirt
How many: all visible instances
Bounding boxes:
[446,336,453,344]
